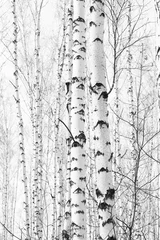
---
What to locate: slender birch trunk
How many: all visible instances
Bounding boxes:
[89,1,116,239]
[70,0,86,239]
[12,0,30,239]
[63,1,73,239]
[32,1,44,239]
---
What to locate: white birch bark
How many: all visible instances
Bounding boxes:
[89,1,116,239]
[12,0,30,239]
[70,0,86,239]
[63,1,73,239]
[32,2,44,239]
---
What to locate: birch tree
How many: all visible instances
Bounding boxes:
[89,1,116,239]
[70,0,86,239]
[12,0,30,239]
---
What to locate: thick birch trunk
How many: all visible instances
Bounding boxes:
[89,1,116,239]
[70,0,86,239]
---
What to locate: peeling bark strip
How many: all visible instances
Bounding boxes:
[70,0,86,239]
[89,0,116,239]
[12,1,30,239]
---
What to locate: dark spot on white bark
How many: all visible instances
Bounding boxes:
[94,120,109,129]
[93,38,103,43]
[79,47,86,52]
[75,109,84,116]
[75,210,84,214]
[75,132,86,143]
[98,91,108,100]
[96,188,103,198]
[107,237,117,240]
[95,150,104,157]
[73,187,84,194]
[72,77,79,83]
[72,167,82,172]
[81,199,86,204]
[106,141,111,145]
[108,152,113,162]
[79,177,86,181]
[62,230,70,240]
[105,188,115,200]
[100,12,105,17]
[98,167,109,174]
[75,16,85,23]
[75,55,83,60]
[98,202,112,211]
[71,157,78,162]
[89,21,97,27]
[90,6,95,12]
[77,83,84,90]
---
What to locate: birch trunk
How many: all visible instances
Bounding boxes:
[89,1,116,239]
[70,0,86,239]
[63,1,73,239]
[12,0,30,238]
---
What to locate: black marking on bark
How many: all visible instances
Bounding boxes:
[75,132,86,143]
[105,188,115,200]
[82,153,85,157]
[94,120,109,129]
[73,40,80,45]
[94,135,99,140]
[106,218,115,225]
[94,0,104,4]
[75,109,84,116]
[93,38,103,43]
[95,151,104,157]
[76,210,84,214]
[70,180,75,186]
[100,12,105,17]
[98,91,108,100]
[79,47,86,52]
[98,202,112,211]
[96,188,103,198]
[98,167,109,174]
[80,103,85,108]
[72,141,82,148]
[108,152,113,162]
[71,157,78,162]
[107,237,116,240]
[79,177,86,181]
[62,230,70,240]
[71,222,79,227]
[73,187,83,194]
[99,215,103,220]
[81,199,86,204]
[64,211,71,217]
[89,21,97,27]
[65,82,71,94]
[72,167,83,172]
[75,55,83,60]
[76,17,85,23]
[93,82,105,90]
[90,6,96,12]
[71,204,79,207]
[106,141,111,145]
[89,84,98,94]
[77,83,84,90]
[77,97,83,100]
[72,77,79,83]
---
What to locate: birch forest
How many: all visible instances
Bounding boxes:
[0,0,159,239]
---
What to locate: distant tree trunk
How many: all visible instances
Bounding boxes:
[89,1,116,239]
[70,0,86,239]
[12,0,30,239]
